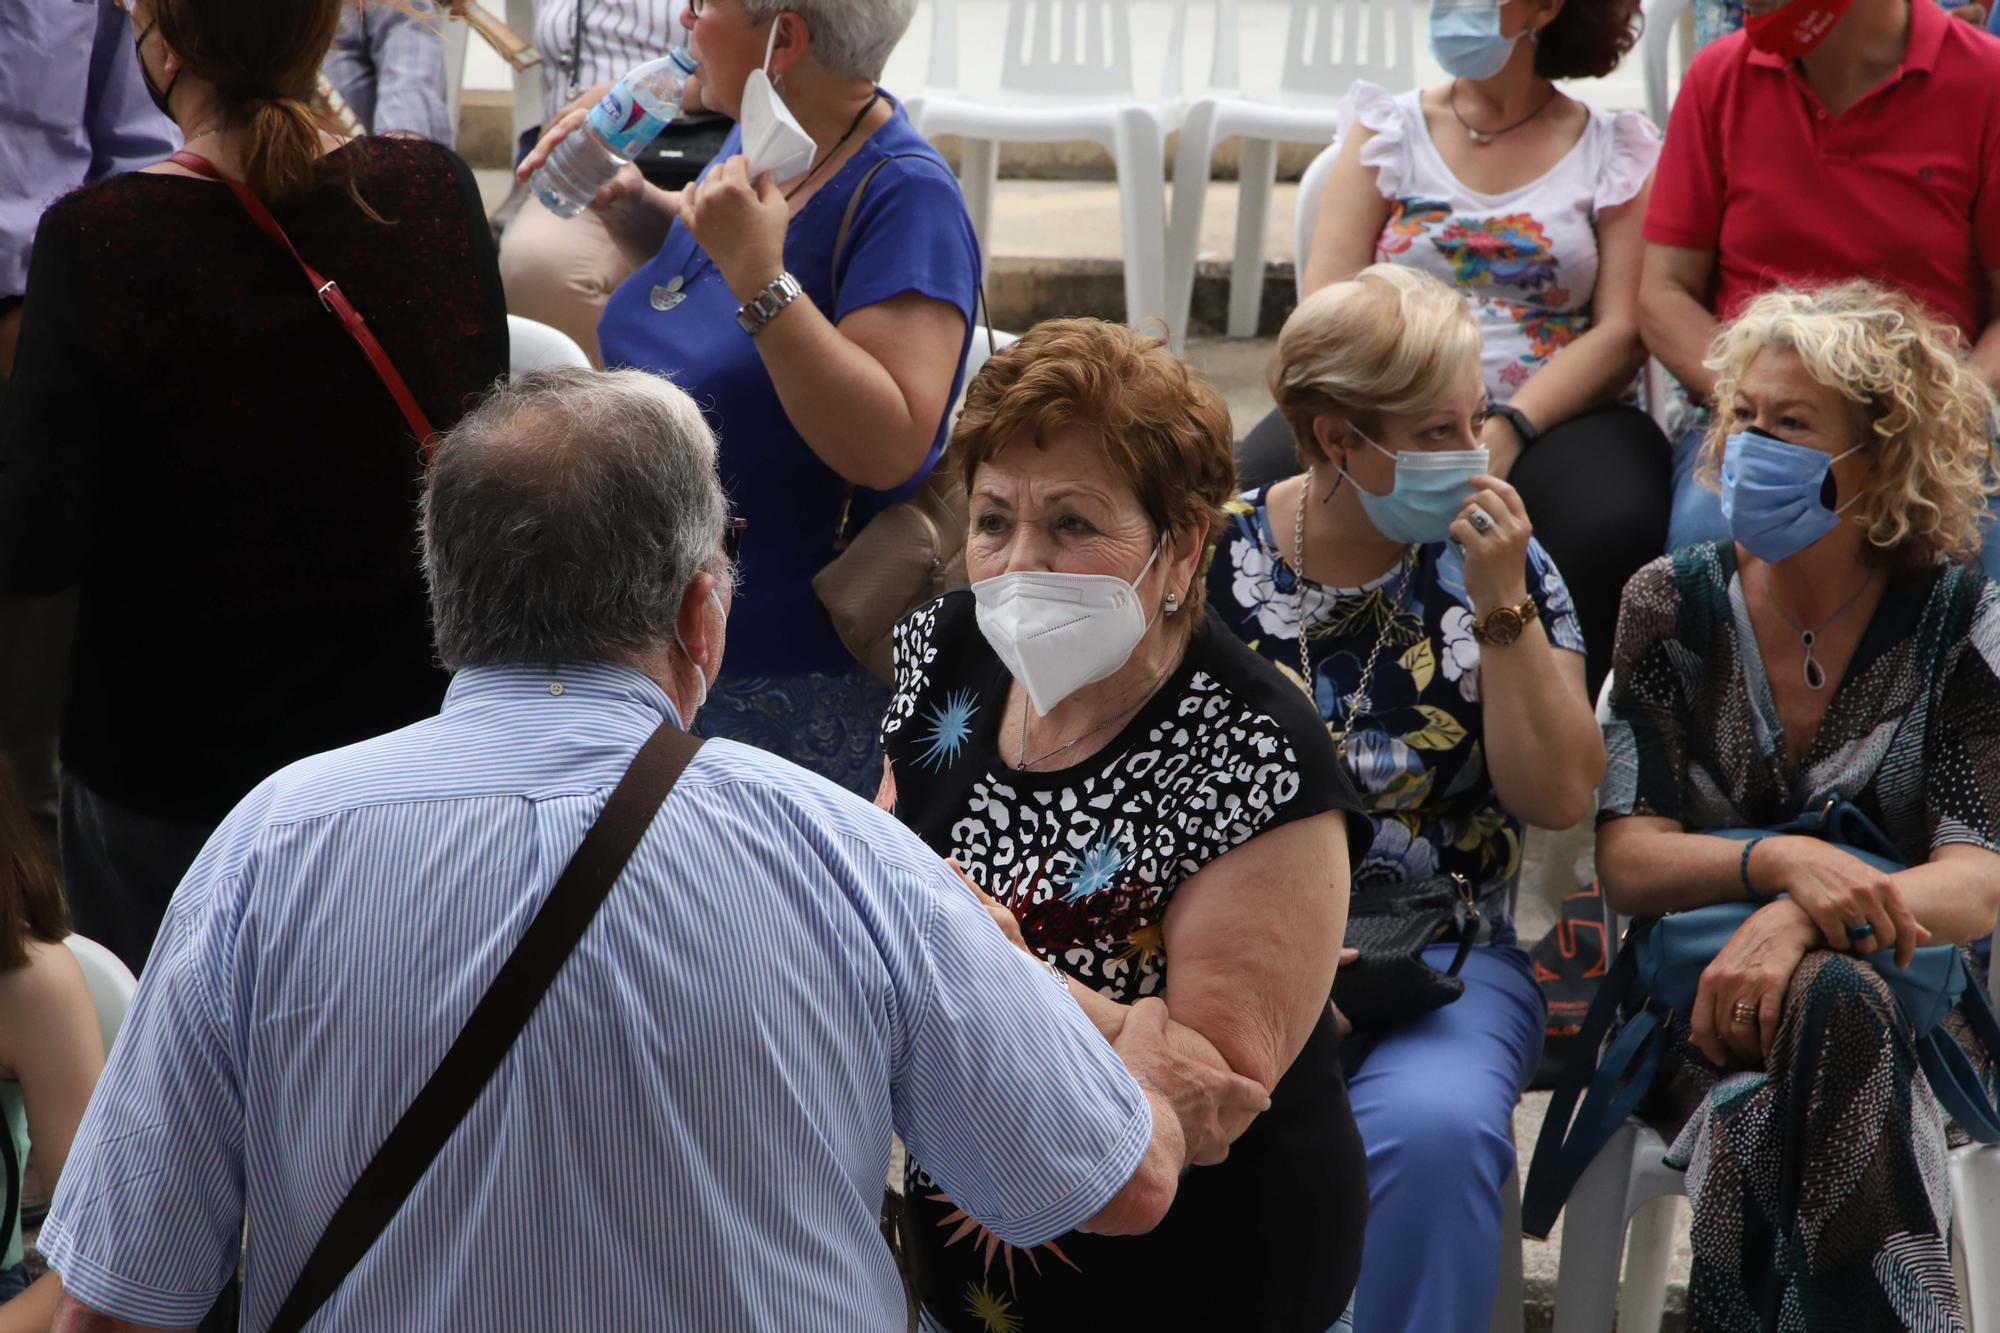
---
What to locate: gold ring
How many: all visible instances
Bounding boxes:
[1730,1000,1758,1025]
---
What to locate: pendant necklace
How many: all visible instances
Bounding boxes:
[1760,565,1880,691]
[1448,78,1560,145]
[1293,469,1411,756]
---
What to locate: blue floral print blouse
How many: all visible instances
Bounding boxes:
[1206,486,1588,944]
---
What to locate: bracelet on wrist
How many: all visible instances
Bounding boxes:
[1486,402,1541,448]
[1740,836,1766,900]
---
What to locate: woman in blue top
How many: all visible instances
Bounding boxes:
[519,0,979,794]
[1206,266,1605,1333]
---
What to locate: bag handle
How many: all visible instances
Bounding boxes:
[0,1089,17,1275]
[170,151,439,458]
[828,153,993,552]
[267,720,704,1333]
[1520,935,1665,1238]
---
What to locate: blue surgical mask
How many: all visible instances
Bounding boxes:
[1718,430,1865,563]
[1339,429,1490,545]
[1430,0,1523,79]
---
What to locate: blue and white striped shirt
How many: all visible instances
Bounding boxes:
[43,663,1150,1330]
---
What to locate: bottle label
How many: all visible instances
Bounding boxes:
[586,83,667,158]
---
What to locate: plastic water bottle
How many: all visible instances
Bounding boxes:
[531,48,699,218]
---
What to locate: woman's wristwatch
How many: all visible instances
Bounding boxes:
[1485,402,1541,448]
[736,271,803,336]
[1471,595,1540,647]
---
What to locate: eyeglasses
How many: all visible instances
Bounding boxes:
[723,517,747,564]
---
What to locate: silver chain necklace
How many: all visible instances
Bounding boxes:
[1759,564,1880,692]
[1016,660,1173,771]
[1293,468,1411,756]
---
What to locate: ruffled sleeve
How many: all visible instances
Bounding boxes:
[1335,80,1411,201]
[1593,109,1663,214]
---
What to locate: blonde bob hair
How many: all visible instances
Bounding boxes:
[1700,282,1999,565]
[1269,264,1482,471]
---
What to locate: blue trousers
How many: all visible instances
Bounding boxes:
[1347,944,1545,1333]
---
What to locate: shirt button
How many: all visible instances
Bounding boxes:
[549,683,566,697]
[1816,108,1828,119]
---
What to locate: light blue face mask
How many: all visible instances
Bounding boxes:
[1718,429,1865,564]
[1339,428,1490,545]
[1430,0,1524,79]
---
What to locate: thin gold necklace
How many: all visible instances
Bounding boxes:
[1017,660,1173,770]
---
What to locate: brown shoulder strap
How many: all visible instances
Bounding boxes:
[268,721,704,1333]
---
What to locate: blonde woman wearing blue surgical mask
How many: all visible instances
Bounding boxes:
[1209,264,1604,1333]
[878,319,1372,1333]
[518,0,979,798]
[1594,282,2000,1327]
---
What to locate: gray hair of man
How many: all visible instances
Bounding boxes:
[739,0,917,82]
[421,368,732,676]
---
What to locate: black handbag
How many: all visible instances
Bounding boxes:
[633,111,735,191]
[1333,872,1479,1038]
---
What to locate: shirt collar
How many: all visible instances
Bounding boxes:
[1747,0,1944,75]
[443,660,686,730]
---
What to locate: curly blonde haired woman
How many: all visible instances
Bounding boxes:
[1597,281,2000,1329]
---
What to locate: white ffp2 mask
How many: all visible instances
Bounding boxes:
[972,542,1166,717]
[740,20,817,183]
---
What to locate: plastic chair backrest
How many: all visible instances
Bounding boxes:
[1641,0,1693,129]
[963,328,1020,388]
[1209,0,1413,98]
[927,0,962,89]
[1293,141,1342,299]
[1000,0,1139,98]
[63,934,138,1063]
[507,316,592,375]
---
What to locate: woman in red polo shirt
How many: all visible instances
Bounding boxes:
[1640,0,2000,555]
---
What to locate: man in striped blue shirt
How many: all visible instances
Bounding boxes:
[42,370,1267,1332]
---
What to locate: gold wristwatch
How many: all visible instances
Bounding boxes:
[1471,595,1539,647]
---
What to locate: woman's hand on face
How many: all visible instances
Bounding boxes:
[1691,897,1818,1068]
[1449,475,1533,615]
[1751,835,1929,968]
[681,155,791,301]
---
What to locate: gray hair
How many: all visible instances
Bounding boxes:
[741,0,917,82]
[421,368,730,670]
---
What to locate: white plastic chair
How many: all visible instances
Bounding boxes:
[1640,0,1696,131]
[507,315,593,375]
[1165,0,1414,344]
[62,934,139,1062]
[904,0,1191,329]
[1292,139,1342,301]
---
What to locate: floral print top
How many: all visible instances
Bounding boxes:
[1207,486,1589,944]
[1343,81,1661,405]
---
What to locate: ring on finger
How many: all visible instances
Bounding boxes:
[1466,504,1495,535]
[1845,921,1877,943]
[1730,999,1758,1026]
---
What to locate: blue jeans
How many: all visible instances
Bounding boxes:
[0,1262,29,1303]
[1347,944,1546,1333]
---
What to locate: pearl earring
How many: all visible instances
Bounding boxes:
[1164,592,1182,616]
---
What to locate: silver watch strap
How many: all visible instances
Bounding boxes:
[735,271,803,336]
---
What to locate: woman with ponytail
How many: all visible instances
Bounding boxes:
[0,0,507,976]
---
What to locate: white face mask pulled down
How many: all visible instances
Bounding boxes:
[971,541,1167,717]
[739,20,817,182]
[675,588,726,719]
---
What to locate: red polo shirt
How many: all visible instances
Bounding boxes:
[1645,0,2000,342]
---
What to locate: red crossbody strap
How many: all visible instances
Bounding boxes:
[171,151,439,457]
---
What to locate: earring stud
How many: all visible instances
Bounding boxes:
[1164,592,1182,616]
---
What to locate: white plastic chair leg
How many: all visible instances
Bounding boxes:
[1617,1194,1681,1333]
[1165,100,1223,347]
[1228,135,1278,339]
[1492,1160,1526,1333]
[1952,1145,2000,1329]
[1552,1121,1643,1333]
[1112,106,1170,330]
[959,137,1001,259]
